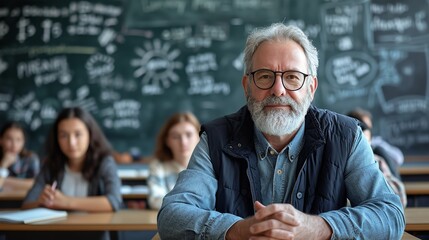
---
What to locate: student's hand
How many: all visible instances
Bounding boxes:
[1,152,18,168]
[39,187,70,210]
[249,201,332,240]
[38,184,57,207]
[46,190,71,210]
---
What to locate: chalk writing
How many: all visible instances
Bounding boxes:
[162,26,192,41]
[0,92,11,111]
[0,21,9,38]
[321,1,366,50]
[383,116,429,149]
[371,0,429,45]
[131,39,182,94]
[186,53,217,74]
[325,52,377,88]
[188,74,230,95]
[16,55,71,86]
[101,99,141,130]
[2,0,429,157]
[86,53,114,79]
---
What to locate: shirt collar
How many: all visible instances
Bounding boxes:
[254,122,305,162]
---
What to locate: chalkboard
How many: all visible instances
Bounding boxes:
[0,0,428,158]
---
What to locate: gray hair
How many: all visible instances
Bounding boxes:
[243,23,319,77]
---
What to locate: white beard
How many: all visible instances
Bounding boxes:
[247,90,312,136]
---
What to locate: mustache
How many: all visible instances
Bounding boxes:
[261,96,296,107]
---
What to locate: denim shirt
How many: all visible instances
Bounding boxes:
[158,127,405,239]
[255,123,304,205]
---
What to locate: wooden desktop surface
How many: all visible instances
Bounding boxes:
[0,189,147,201]
[152,232,420,240]
[0,190,27,201]
[400,165,429,175]
[404,182,429,195]
[402,231,420,240]
[405,207,429,231]
[0,207,426,237]
[0,209,157,231]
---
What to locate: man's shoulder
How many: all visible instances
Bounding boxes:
[310,106,355,122]
[308,106,358,132]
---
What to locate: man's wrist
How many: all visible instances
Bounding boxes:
[310,215,333,240]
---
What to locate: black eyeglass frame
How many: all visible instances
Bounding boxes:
[247,69,310,91]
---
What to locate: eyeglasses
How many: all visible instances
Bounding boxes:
[247,69,309,91]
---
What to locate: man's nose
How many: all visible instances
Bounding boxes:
[270,75,286,97]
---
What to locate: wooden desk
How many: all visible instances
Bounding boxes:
[122,193,148,200]
[114,231,423,240]
[0,190,27,201]
[0,209,157,231]
[400,163,429,182]
[117,164,149,180]
[0,190,147,203]
[400,165,429,176]
[0,208,424,238]
[405,182,429,196]
[402,231,420,240]
[405,207,429,231]
[0,190,27,208]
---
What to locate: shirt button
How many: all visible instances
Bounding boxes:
[277,169,283,175]
[269,150,275,155]
[237,143,241,147]
[296,192,303,199]
[290,155,295,160]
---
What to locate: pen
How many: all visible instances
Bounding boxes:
[51,181,57,191]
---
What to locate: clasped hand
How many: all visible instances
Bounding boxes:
[227,201,331,240]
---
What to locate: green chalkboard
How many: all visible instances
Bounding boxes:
[1,0,429,157]
[0,0,283,156]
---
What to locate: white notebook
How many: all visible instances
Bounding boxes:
[0,208,67,224]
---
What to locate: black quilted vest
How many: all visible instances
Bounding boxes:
[201,105,357,217]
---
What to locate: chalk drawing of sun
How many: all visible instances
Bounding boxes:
[131,39,182,93]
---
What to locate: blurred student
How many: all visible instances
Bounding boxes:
[22,107,122,213]
[147,112,200,210]
[347,110,407,207]
[0,121,40,191]
[347,107,403,178]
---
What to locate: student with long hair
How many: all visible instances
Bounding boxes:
[0,121,40,191]
[22,107,122,212]
[147,112,200,209]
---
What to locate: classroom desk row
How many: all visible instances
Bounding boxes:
[0,181,427,208]
[0,190,148,210]
[1,181,425,200]
[404,181,429,207]
[0,190,148,201]
[0,208,427,240]
[399,163,429,182]
[404,182,429,196]
[0,209,158,231]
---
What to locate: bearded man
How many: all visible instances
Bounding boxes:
[157,23,404,240]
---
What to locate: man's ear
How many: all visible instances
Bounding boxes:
[309,76,318,100]
[242,75,249,98]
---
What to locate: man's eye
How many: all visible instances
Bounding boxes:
[284,74,300,80]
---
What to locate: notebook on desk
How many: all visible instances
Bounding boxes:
[0,208,67,224]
